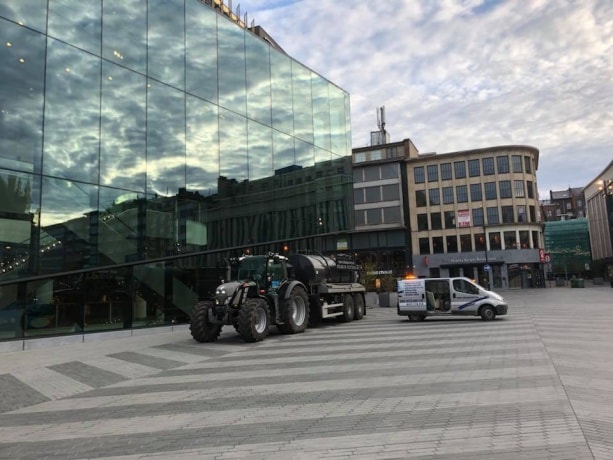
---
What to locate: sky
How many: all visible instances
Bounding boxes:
[247,0,612,199]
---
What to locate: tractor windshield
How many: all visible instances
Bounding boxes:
[237,256,267,281]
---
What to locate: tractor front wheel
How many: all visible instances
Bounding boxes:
[190,301,222,343]
[237,298,270,342]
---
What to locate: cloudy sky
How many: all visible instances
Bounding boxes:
[248,0,612,198]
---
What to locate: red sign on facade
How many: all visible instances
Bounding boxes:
[539,248,545,262]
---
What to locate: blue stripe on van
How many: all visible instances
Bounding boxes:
[458,296,489,310]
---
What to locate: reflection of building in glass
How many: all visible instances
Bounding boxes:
[539,187,586,221]
[0,1,351,343]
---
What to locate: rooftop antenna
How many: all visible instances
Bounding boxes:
[377,106,386,133]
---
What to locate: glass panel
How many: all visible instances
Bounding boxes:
[102,0,146,73]
[329,83,348,156]
[440,163,452,180]
[414,166,425,183]
[312,76,330,151]
[429,188,440,206]
[486,206,499,225]
[295,138,315,169]
[273,129,295,173]
[0,0,47,32]
[219,108,247,182]
[472,207,484,226]
[186,96,219,194]
[470,183,482,201]
[380,163,398,179]
[100,61,146,191]
[366,208,381,225]
[445,211,455,229]
[504,231,517,249]
[431,212,442,230]
[354,188,364,205]
[248,120,273,181]
[446,235,458,253]
[501,205,514,223]
[218,17,246,114]
[245,30,270,124]
[48,0,101,55]
[468,159,480,177]
[484,182,497,200]
[496,156,509,174]
[427,165,438,182]
[383,207,400,224]
[293,63,314,144]
[270,50,293,134]
[456,185,468,203]
[499,180,512,198]
[0,170,41,282]
[415,190,427,207]
[144,195,177,259]
[454,161,466,178]
[146,81,186,196]
[482,157,495,175]
[382,184,399,201]
[512,155,522,172]
[43,39,100,183]
[432,237,444,254]
[489,232,502,250]
[148,0,185,89]
[417,213,428,231]
[442,187,454,204]
[39,177,98,274]
[419,237,430,254]
[474,233,486,251]
[365,186,380,203]
[0,20,45,174]
[460,234,472,252]
[186,0,218,102]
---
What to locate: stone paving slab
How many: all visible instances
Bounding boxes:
[0,285,611,459]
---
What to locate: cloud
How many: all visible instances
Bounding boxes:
[248,0,613,198]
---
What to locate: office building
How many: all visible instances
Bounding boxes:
[0,0,352,345]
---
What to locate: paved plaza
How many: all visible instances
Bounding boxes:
[0,285,611,459]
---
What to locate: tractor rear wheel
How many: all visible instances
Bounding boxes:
[237,298,270,342]
[277,286,310,334]
[190,301,222,343]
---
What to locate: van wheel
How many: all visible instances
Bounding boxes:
[409,314,424,321]
[480,306,496,321]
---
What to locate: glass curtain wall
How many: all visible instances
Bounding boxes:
[0,0,352,340]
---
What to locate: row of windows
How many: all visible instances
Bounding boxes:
[353,163,399,183]
[354,184,400,204]
[416,205,536,231]
[414,155,534,183]
[418,230,540,255]
[416,180,535,206]
[355,206,402,226]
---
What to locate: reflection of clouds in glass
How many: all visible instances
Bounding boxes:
[329,83,349,156]
[186,0,218,103]
[219,108,247,182]
[292,62,314,144]
[0,21,45,173]
[273,130,295,171]
[186,96,219,194]
[48,0,101,55]
[0,0,48,33]
[246,37,272,126]
[312,77,331,151]
[271,51,293,135]
[100,61,146,191]
[43,39,100,183]
[248,120,273,181]
[295,138,314,169]
[103,0,146,73]
[40,177,97,227]
[218,18,246,114]
[146,82,186,196]
[148,0,185,89]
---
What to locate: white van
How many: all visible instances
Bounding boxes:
[397,277,508,321]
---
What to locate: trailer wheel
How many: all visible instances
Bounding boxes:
[237,298,270,342]
[480,305,496,321]
[190,301,222,343]
[353,293,365,320]
[277,286,310,334]
[341,294,354,322]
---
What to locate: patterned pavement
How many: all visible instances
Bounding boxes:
[0,285,611,459]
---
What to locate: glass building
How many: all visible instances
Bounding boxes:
[0,0,352,342]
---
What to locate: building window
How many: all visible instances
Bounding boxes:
[460,234,472,252]
[442,186,454,204]
[446,235,458,253]
[429,188,440,206]
[383,207,401,223]
[524,156,532,174]
[427,164,438,182]
[468,159,480,177]
[472,207,484,226]
[430,212,442,230]
[353,169,363,183]
[440,163,452,180]
[519,230,530,248]
[501,205,514,223]
[532,230,539,248]
[432,236,444,254]
[415,190,427,207]
[526,181,534,199]
[419,237,430,255]
[499,180,512,198]
[512,155,522,173]
[366,208,382,225]
[482,157,495,175]
[354,188,365,204]
[514,180,525,197]
[454,161,466,179]
[455,185,468,203]
[355,210,366,226]
[417,213,428,231]
[484,181,497,200]
[489,232,502,250]
[381,184,399,201]
[474,233,486,251]
[414,166,425,184]
[529,205,536,222]
[445,210,456,229]
[504,231,517,249]
[364,166,380,181]
[517,205,526,222]
[496,156,510,174]
[470,183,482,201]
[486,206,499,225]
[365,186,380,203]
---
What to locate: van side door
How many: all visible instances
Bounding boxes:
[451,278,482,313]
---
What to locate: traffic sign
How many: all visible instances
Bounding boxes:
[484,264,491,271]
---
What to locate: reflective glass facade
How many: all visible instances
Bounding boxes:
[0,0,352,340]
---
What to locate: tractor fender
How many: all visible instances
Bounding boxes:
[279,280,308,300]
